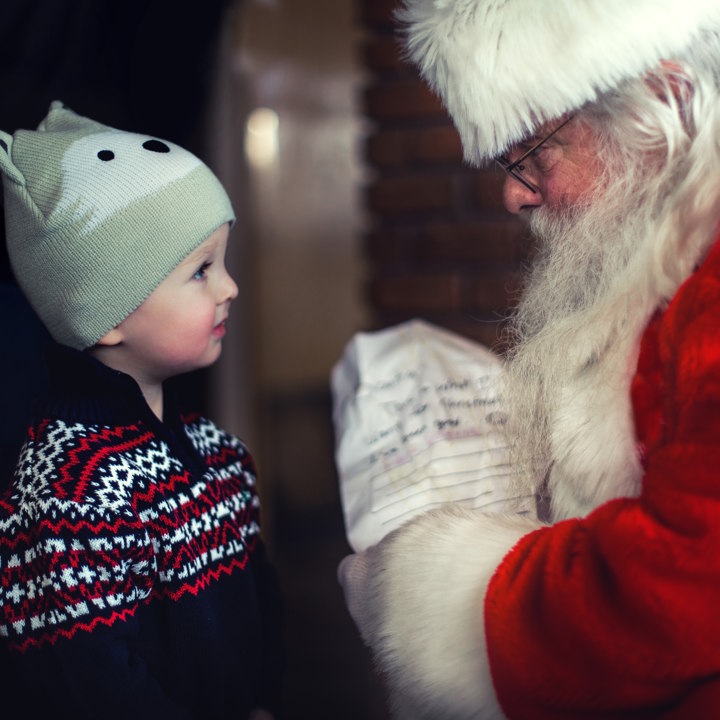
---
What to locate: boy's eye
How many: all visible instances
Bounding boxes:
[193,262,212,280]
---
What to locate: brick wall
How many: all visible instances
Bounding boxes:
[358,0,530,352]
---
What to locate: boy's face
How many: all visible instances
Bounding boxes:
[104,223,237,384]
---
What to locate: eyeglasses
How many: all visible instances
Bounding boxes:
[495,116,573,194]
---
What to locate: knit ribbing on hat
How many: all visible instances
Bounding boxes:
[396,0,720,163]
[0,102,235,350]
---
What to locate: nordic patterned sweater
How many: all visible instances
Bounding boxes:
[0,344,283,719]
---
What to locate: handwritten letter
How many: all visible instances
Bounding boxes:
[331,319,534,552]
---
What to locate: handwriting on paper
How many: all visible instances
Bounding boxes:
[332,320,534,552]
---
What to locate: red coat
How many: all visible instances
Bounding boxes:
[486,236,720,718]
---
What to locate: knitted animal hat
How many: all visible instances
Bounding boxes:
[397,0,720,164]
[0,101,235,350]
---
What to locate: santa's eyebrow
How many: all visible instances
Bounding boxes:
[518,128,551,150]
[516,116,573,154]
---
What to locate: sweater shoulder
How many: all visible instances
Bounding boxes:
[11,417,181,509]
[181,414,257,479]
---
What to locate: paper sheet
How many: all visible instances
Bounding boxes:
[331,319,535,552]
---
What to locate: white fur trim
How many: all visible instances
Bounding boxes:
[365,506,542,719]
[548,333,645,520]
[397,0,720,161]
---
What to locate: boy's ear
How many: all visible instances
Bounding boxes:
[96,327,124,347]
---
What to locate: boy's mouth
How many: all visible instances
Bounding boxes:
[212,317,228,338]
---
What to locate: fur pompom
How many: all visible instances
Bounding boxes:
[396,0,720,162]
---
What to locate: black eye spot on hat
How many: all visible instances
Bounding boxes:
[0,139,7,153]
[97,149,115,161]
[143,139,170,153]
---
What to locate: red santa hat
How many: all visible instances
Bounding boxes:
[397,0,720,163]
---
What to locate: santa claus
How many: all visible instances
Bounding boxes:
[338,0,720,718]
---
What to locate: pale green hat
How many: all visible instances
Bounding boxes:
[0,101,235,350]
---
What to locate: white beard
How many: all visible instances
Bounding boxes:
[504,158,692,521]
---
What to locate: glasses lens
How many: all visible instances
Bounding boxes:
[495,158,536,193]
[495,116,572,194]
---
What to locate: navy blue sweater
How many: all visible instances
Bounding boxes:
[0,345,283,718]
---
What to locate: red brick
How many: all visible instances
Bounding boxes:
[366,311,506,351]
[360,0,403,28]
[422,221,529,264]
[366,220,529,265]
[358,0,524,349]
[366,125,463,167]
[362,36,411,74]
[368,269,522,315]
[432,316,507,353]
[363,81,446,121]
[366,174,455,215]
[474,171,508,211]
[369,272,464,312]
[466,271,525,310]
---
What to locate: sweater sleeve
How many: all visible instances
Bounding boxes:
[0,426,193,719]
[486,241,720,718]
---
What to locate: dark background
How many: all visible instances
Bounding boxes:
[0,0,233,477]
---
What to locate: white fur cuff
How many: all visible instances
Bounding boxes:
[366,506,542,719]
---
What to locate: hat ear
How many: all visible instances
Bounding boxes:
[38,100,109,134]
[0,131,25,186]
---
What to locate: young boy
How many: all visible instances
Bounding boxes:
[0,102,283,720]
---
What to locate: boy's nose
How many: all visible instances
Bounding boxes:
[220,268,239,303]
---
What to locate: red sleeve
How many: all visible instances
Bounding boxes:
[485,239,720,719]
